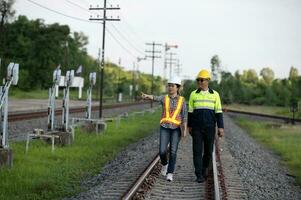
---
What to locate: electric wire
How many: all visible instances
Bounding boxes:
[25,0,99,24]
[25,0,144,60]
[64,0,145,57]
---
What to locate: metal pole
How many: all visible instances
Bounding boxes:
[132,62,135,102]
[146,42,162,108]
[87,86,92,119]
[117,58,121,102]
[99,0,107,119]
[151,42,155,108]
[169,53,173,80]
[2,88,8,148]
[89,1,120,117]
[164,44,167,80]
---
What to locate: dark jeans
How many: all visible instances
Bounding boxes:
[191,126,215,178]
[159,126,181,174]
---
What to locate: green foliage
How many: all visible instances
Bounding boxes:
[289,66,299,81]
[182,79,196,100]
[210,55,221,81]
[216,68,301,108]
[0,15,162,97]
[260,67,275,85]
[0,110,161,200]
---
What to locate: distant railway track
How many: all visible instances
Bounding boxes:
[8,102,149,122]
[224,108,301,123]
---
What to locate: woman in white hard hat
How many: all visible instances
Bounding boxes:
[141,77,187,182]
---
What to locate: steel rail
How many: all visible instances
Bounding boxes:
[121,153,160,200]
[224,108,301,123]
[7,102,149,122]
[212,143,221,200]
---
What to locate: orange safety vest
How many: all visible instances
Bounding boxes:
[160,95,184,126]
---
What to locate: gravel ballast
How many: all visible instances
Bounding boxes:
[64,131,159,200]
[224,114,301,200]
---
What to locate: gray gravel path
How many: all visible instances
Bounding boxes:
[224,114,301,200]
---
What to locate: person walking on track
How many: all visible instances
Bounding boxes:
[187,69,224,183]
[141,77,187,182]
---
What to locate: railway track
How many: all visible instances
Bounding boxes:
[6,101,152,141]
[121,137,227,200]
[7,102,149,122]
[224,108,301,123]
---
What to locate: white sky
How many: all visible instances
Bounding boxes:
[14,0,301,79]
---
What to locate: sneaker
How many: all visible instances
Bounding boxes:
[161,164,168,176]
[166,173,173,182]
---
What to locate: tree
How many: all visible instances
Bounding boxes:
[210,55,221,82]
[234,70,241,80]
[241,69,258,84]
[289,66,298,80]
[0,0,15,33]
[0,0,15,76]
[260,67,274,85]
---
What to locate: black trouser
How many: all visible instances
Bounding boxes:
[191,126,215,178]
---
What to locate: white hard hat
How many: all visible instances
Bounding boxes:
[168,76,182,86]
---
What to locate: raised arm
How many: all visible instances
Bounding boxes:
[141,92,154,100]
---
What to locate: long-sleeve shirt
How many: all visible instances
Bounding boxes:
[188,88,224,128]
[154,95,187,129]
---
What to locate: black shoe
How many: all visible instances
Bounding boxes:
[196,176,205,183]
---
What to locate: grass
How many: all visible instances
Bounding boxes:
[225,103,301,119]
[10,88,50,99]
[235,117,301,186]
[0,110,161,200]
[9,88,86,100]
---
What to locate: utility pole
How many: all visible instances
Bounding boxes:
[146,42,162,108]
[96,48,101,102]
[174,59,182,77]
[136,56,146,101]
[165,52,177,79]
[164,43,178,80]
[116,57,121,102]
[131,62,136,102]
[89,1,120,119]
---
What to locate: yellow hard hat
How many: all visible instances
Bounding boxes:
[196,69,211,80]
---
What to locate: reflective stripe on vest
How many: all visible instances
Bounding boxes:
[160,95,184,126]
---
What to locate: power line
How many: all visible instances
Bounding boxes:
[119,12,146,45]
[106,28,138,59]
[64,0,91,14]
[65,0,144,57]
[25,0,100,24]
[25,0,140,58]
[25,0,144,68]
[80,1,147,52]
[109,23,145,56]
